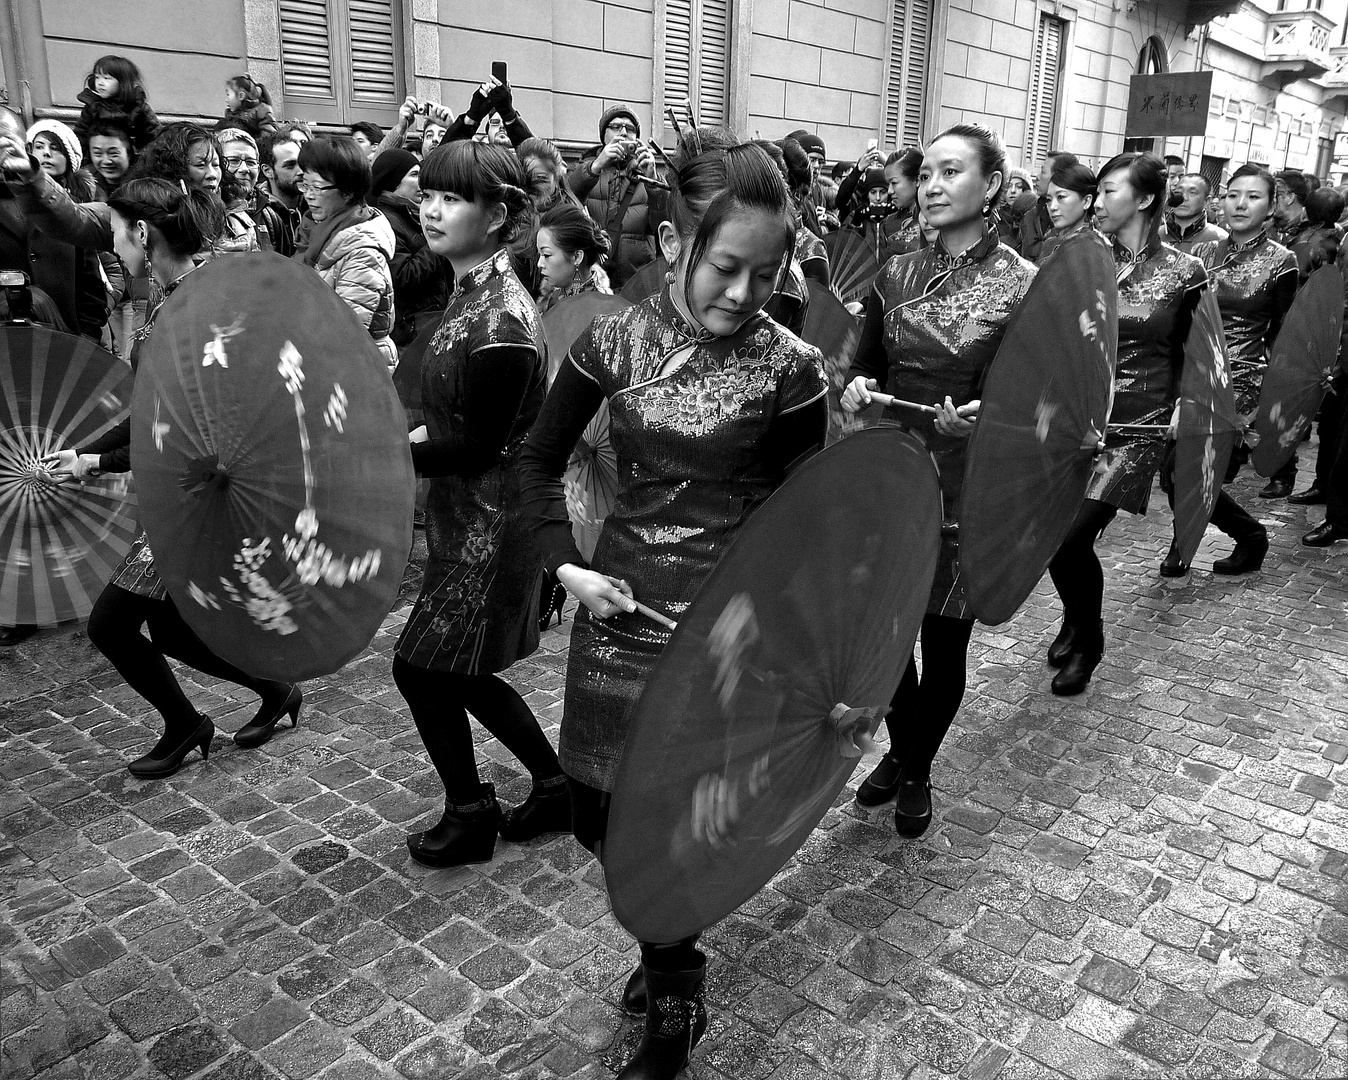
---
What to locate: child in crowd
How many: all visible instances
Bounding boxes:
[73,54,160,154]
[216,74,280,140]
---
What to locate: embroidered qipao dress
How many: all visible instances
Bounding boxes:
[521,288,828,789]
[1088,237,1207,514]
[395,251,548,673]
[847,229,1036,620]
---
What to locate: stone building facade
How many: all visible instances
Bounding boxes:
[3,0,1348,182]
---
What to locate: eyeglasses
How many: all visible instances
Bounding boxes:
[299,181,339,195]
[606,121,638,136]
[224,156,259,168]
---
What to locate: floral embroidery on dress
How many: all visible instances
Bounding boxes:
[430,250,537,356]
[638,355,779,435]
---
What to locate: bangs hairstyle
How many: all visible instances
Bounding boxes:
[297,135,371,203]
[667,135,795,274]
[108,177,226,260]
[87,121,134,152]
[87,55,148,107]
[1227,162,1275,201]
[1049,162,1098,201]
[930,122,1008,208]
[419,140,535,244]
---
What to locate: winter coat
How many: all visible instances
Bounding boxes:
[376,193,451,345]
[565,149,655,288]
[74,89,160,153]
[215,102,279,141]
[305,210,398,370]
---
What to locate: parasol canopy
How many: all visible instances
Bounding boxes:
[131,252,415,682]
[542,293,631,385]
[1171,288,1238,566]
[563,402,618,563]
[0,326,138,626]
[391,317,437,416]
[823,229,882,307]
[620,258,668,304]
[961,230,1118,625]
[800,281,876,445]
[1251,264,1345,477]
[604,427,942,943]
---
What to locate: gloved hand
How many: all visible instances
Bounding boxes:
[465,82,492,124]
[487,76,514,117]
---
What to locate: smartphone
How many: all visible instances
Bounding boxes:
[492,61,508,84]
[867,138,878,154]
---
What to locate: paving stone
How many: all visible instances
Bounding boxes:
[229,995,311,1049]
[145,1023,228,1079]
[107,983,197,1040]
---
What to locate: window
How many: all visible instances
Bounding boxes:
[663,0,732,127]
[882,0,933,150]
[1136,34,1168,75]
[1025,15,1066,169]
[1200,155,1227,190]
[279,0,403,125]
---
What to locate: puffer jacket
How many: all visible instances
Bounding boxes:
[74,88,160,153]
[309,211,398,370]
[375,192,450,345]
[215,103,279,141]
[565,149,655,288]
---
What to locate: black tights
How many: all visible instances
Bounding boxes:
[881,613,975,780]
[392,656,562,805]
[1047,498,1119,629]
[566,775,700,971]
[87,584,289,735]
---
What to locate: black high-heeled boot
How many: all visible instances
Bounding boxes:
[234,685,303,748]
[617,954,707,1080]
[621,965,646,1014]
[1046,621,1077,667]
[1051,621,1104,696]
[128,716,214,779]
[406,784,502,868]
[498,778,571,842]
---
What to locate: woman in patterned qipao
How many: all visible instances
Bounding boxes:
[394,141,570,870]
[1046,153,1209,695]
[519,134,828,1080]
[842,124,1036,839]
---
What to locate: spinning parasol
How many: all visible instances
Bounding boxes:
[800,281,874,444]
[823,229,882,307]
[1251,263,1345,477]
[564,404,618,563]
[1170,288,1238,566]
[961,230,1118,625]
[542,293,631,385]
[604,427,942,943]
[0,327,138,626]
[620,258,668,303]
[131,253,416,683]
[390,317,437,416]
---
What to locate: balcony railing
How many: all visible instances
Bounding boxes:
[1261,9,1334,86]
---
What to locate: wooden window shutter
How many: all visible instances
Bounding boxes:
[279,0,336,101]
[665,0,694,115]
[348,0,398,106]
[883,0,932,150]
[1026,15,1066,168]
[662,0,732,127]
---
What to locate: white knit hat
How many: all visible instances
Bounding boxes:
[26,119,83,173]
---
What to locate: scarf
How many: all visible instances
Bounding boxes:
[291,202,375,268]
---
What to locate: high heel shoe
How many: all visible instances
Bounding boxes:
[1046,621,1078,668]
[1050,621,1104,696]
[538,579,566,633]
[128,717,214,779]
[498,780,571,842]
[233,686,302,749]
[407,784,502,868]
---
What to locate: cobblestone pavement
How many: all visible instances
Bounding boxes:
[2,463,1346,1080]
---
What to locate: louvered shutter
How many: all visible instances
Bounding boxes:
[665,0,693,115]
[883,0,932,150]
[697,0,731,126]
[1026,16,1065,168]
[348,0,398,105]
[279,0,335,100]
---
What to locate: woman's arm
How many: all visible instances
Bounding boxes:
[331,246,389,331]
[844,291,889,389]
[1264,264,1299,354]
[800,254,830,288]
[76,417,131,473]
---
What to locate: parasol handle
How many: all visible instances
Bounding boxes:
[867,392,937,415]
[827,704,882,759]
[1110,423,1169,433]
[633,600,678,631]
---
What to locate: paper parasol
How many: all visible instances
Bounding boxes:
[1251,264,1345,477]
[961,229,1118,625]
[542,293,631,385]
[131,253,416,682]
[391,317,437,416]
[823,229,882,306]
[604,427,942,943]
[800,281,875,444]
[620,258,668,303]
[0,327,138,626]
[1171,288,1238,566]
[563,402,618,563]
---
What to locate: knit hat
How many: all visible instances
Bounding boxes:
[794,132,826,159]
[370,149,419,198]
[599,104,640,143]
[864,167,887,193]
[26,119,82,173]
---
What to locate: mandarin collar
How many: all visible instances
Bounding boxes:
[932,225,999,271]
[657,282,718,345]
[452,249,510,298]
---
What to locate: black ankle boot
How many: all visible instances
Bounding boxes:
[855,751,903,806]
[1046,621,1077,667]
[406,784,501,868]
[1159,544,1189,578]
[617,954,707,1080]
[1212,536,1268,575]
[1051,621,1104,696]
[498,779,571,842]
[621,964,646,1014]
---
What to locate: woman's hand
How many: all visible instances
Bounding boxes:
[556,564,637,619]
[933,397,979,437]
[841,376,877,414]
[1168,401,1182,439]
[43,449,101,479]
[408,425,428,444]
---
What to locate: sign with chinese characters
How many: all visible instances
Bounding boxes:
[1125,72,1213,137]
[1333,131,1348,165]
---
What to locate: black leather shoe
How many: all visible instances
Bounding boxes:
[1303,521,1348,547]
[233,685,302,748]
[893,779,933,839]
[1047,622,1077,668]
[406,785,501,868]
[1258,479,1293,499]
[855,751,902,806]
[1159,545,1189,578]
[128,717,214,779]
[1212,537,1268,575]
[498,781,571,842]
[1287,486,1327,505]
[1051,622,1104,697]
[621,965,646,1014]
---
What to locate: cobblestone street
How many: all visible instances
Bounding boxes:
[2,463,1346,1080]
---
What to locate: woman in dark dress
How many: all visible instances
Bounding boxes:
[1037,161,1097,265]
[519,134,828,1080]
[1046,152,1209,694]
[842,123,1037,838]
[394,140,570,870]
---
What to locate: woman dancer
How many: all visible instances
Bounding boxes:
[843,123,1036,836]
[535,202,612,312]
[519,134,827,1080]
[1046,152,1209,693]
[881,147,924,257]
[1163,163,1297,576]
[394,140,570,869]
[1038,162,1096,264]
[37,179,301,774]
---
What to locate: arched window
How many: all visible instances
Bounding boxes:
[1137,35,1169,75]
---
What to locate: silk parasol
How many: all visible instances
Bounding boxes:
[131,253,415,682]
[800,281,874,445]
[823,229,882,307]
[604,428,942,943]
[542,292,631,385]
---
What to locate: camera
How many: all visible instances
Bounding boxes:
[0,269,33,324]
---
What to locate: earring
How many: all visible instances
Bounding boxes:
[982,200,991,215]
[664,269,676,285]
